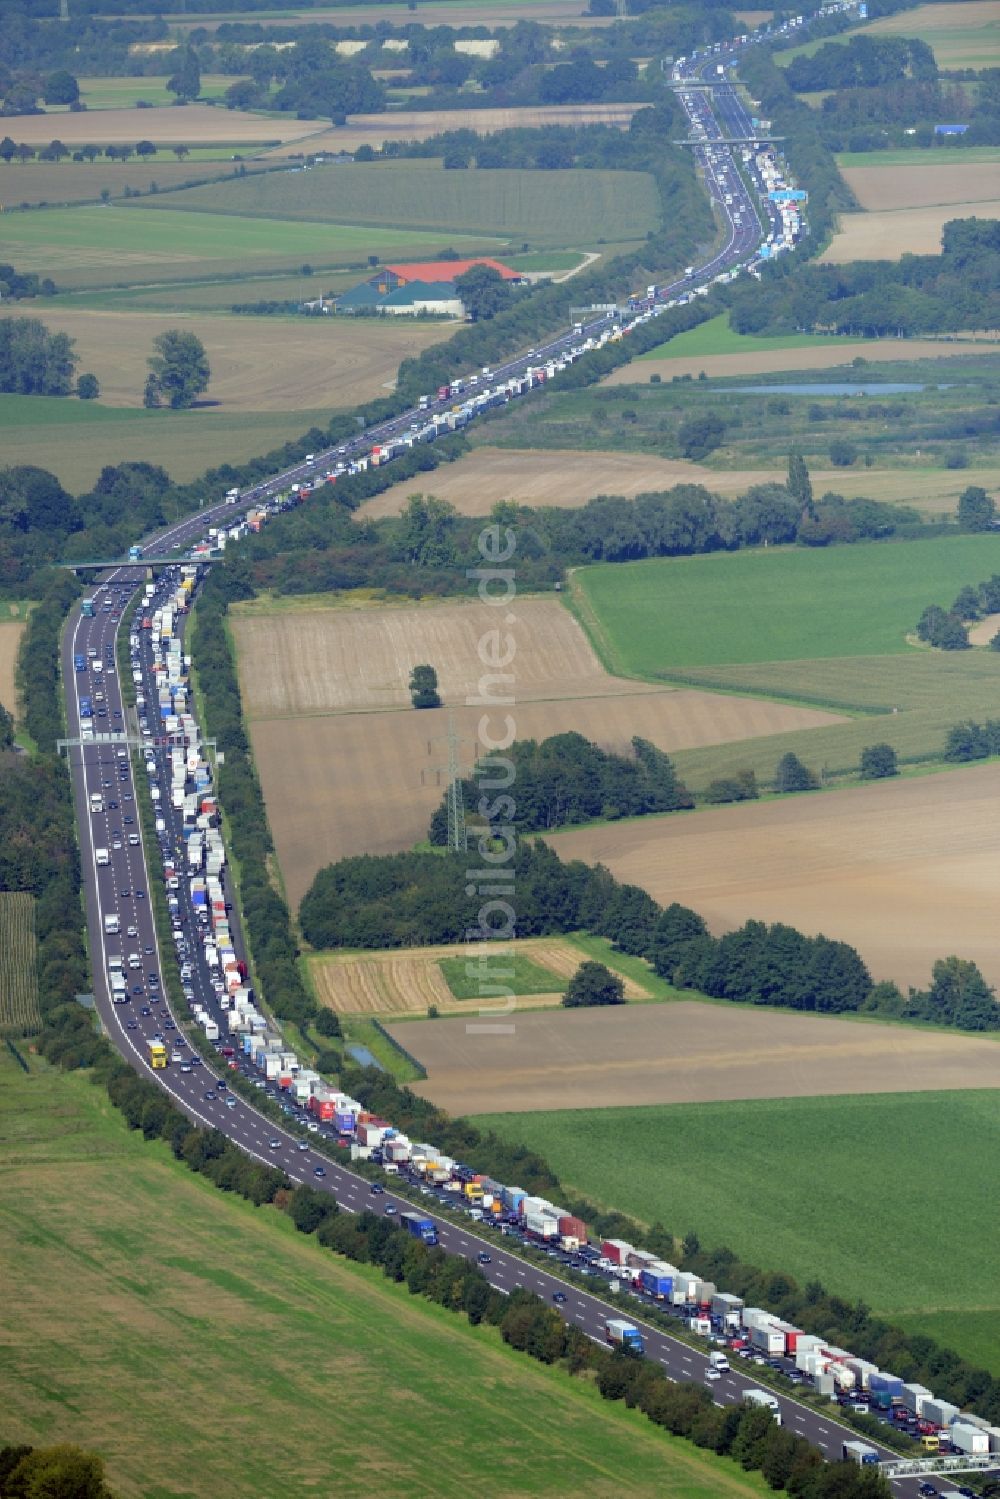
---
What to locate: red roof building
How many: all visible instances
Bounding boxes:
[372,257,521,292]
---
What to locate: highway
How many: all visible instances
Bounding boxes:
[58,29,943,1494]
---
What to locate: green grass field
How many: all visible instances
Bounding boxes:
[572,535,1000,675]
[0,1050,770,1499]
[139,160,659,248]
[439,951,568,1000]
[474,1090,1000,1372]
[69,74,232,109]
[65,268,361,313]
[638,313,861,362]
[0,893,39,1038]
[0,393,334,488]
[0,203,498,289]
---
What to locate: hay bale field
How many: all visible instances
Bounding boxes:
[306,935,647,1016]
[234,595,843,906]
[263,103,647,156]
[820,203,1000,263]
[0,104,326,147]
[546,762,1000,993]
[0,620,24,721]
[841,162,1000,211]
[606,336,1000,383]
[359,446,993,519]
[388,998,1000,1115]
[0,306,443,412]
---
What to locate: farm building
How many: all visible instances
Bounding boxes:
[335,256,521,317]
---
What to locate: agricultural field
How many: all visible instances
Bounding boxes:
[233,596,842,905]
[147,160,660,249]
[0,103,326,148]
[0,616,25,722]
[547,760,1000,992]
[474,1089,1000,1370]
[775,0,1000,70]
[0,306,443,412]
[839,162,1000,212]
[0,894,40,1039]
[262,103,648,157]
[366,444,1000,519]
[0,395,333,490]
[72,74,231,110]
[306,936,650,1017]
[66,268,361,315]
[836,145,1000,168]
[820,202,1000,263]
[0,160,268,210]
[0,1052,766,1499]
[572,534,1000,675]
[170,0,618,27]
[388,999,1000,1115]
[607,334,998,382]
[0,203,494,290]
[636,313,862,362]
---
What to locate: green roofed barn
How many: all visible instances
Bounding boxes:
[335,256,521,318]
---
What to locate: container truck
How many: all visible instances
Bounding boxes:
[709,1351,730,1371]
[401,1213,438,1245]
[842,1441,878,1466]
[950,1422,990,1455]
[148,1040,167,1069]
[605,1319,644,1355]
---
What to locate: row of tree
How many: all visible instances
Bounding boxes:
[785,34,937,93]
[0,136,194,164]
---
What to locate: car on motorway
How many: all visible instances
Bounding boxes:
[204,1090,216,1101]
[125,1018,137,1029]
[313,1166,326,1178]
[369,1183,384,1195]
[384,1205,396,1216]
[552,1291,567,1304]
[297,1141,309,1151]
[225,1097,236,1109]
[477,1252,491,1265]
[119,888,130,899]
[180,1064,192,1073]
[705,1367,722,1382]
[917,1486,938,1498]
[268,1139,281,1150]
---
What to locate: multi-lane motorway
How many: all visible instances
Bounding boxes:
[58,38,944,1495]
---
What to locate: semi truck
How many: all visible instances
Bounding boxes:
[81,599,95,617]
[743,1390,781,1424]
[148,1040,167,1069]
[605,1319,644,1355]
[842,1441,879,1466]
[401,1212,438,1246]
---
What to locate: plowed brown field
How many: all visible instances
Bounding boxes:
[842,163,1000,211]
[358,446,996,519]
[0,622,24,722]
[820,203,1000,263]
[307,936,646,1016]
[235,595,843,907]
[607,337,999,383]
[388,1001,1000,1115]
[0,105,326,146]
[0,307,441,412]
[547,762,1000,993]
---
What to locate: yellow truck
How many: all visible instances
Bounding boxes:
[148,1040,167,1070]
[463,1182,484,1203]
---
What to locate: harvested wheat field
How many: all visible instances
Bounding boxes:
[0,105,326,148]
[360,446,994,519]
[307,936,647,1017]
[264,103,647,156]
[0,306,441,412]
[176,0,615,26]
[821,202,1000,263]
[0,622,24,721]
[234,594,844,905]
[841,163,1000,212]
[607,336,999,383]
[547,761,1000,993]
[968,611,1000,645]
[388,1000,1000,1115]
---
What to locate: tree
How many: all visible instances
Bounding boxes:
[454,263,512,322]
[43,71,80,106]
[76,372,99,400]
[167,47,202,103]
[409,663,440,709]
[0,701,13,750]
[314,1007,341,1037]
[859,742,897,780]
[828,438,858,467]
[143,373,161,408]
[0,137,15,164]
[135,140,156,159]
[787,449,813,512]
[775,752,818,793]
[563,959,625,1008]
[958,484,996,532]
[2,1442,113,1498]
[146,329,210,409]
[677,412,725,461]
[172,144,190,161]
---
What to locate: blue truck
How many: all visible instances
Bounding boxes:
[74,654,86,672]
[401,1212,438,1247]
[79,697,93,719]
[605,1319,644,1355]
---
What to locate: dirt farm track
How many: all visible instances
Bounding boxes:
[388,1001,1000,1115]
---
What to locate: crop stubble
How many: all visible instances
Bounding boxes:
[307,936,647,1016]
[389,1000,1000,1115]
[233,598,842,906]
[820,203,1000,263]
[0,621,24,721]
[841,163,1000,211]
[606,337,999,382]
